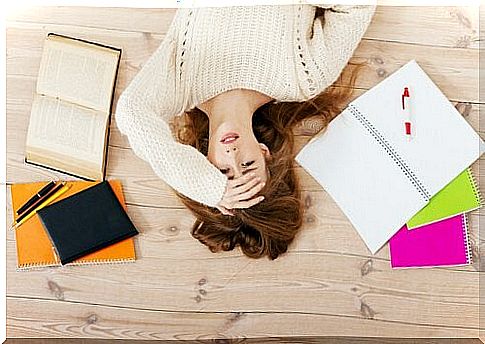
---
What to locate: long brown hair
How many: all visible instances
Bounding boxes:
[173,62,365,260]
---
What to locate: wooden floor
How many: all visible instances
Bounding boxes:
[5,5,484,340]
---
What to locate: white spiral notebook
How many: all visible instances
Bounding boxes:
[296,60,484,254]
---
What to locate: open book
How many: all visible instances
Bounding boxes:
[296,60,483,254]
[25,33,121,181]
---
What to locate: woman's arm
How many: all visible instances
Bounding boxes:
[311,3,376,86]
[115,35,228,207]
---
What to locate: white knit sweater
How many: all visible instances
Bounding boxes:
[115,3,376,207]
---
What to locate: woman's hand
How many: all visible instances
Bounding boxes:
[215,173,266,216]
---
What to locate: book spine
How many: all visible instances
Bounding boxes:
[102,47,123,182]
[36,211,67,264]
[466,168,482,207]
[24,157,95,182]
[461,213,473,265]
[47,32,122,53]
[347,104,431,201]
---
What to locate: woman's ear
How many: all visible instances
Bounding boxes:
[259,143,271,159]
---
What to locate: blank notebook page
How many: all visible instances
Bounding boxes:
[351,60,481,198]
[296,59,483,254]
[296,106,424,254]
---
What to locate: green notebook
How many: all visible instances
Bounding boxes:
[407,168,482,230]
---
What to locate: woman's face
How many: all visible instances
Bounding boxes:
[207,123,270,183]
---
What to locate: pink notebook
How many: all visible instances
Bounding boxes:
[389,213,472,268]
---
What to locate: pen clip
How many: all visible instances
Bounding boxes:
[402,87,409,110]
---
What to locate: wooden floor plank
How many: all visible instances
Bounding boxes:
[7,297,478,339]
[6,21,480,103]
[5,339,482,344]
[6,182,480,273]
[5,198,479,331]
[6,6,479,49]
[367,6,478,49]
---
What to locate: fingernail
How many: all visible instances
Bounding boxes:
[260,196,265,200]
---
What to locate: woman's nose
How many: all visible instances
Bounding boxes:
[224,147,243,178]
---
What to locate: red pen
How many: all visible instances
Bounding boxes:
[401,86,413,141]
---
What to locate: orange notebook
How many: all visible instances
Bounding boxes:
[10,179,136,270]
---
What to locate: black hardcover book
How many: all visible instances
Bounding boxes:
[37,181,139,265]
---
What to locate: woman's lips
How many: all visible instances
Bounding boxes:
[220,132,240,144]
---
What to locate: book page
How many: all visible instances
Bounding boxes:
[295,106,428,254]
[351,60,483,201]
[36,35,120,113]
[26,94,108,168]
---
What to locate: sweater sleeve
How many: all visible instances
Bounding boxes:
[115,34,228,207]
[310,3,376,86]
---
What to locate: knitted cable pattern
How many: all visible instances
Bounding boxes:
[115,3,376,207]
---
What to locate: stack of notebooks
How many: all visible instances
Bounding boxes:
[296,60,484,269]
[388,168,480,268]
[10,180,139,270]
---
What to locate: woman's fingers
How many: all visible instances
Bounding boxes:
[218,191,265,211]
[228,172,258,188]
[232,175,263,195]
[216,205,235,216]
[219,172,266,211]
[233,180,265,201]
[231,196,265,209]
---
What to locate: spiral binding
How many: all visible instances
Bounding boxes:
[466,168,482,207]
[461,213,473,265]
[348,104,431,202]
[17,258,136,272]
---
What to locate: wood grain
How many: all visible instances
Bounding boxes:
[4,339,484,344]
[6,297,480,339]
[5,5,483,340]
[6,21,480,103]
[7,6,479,49]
